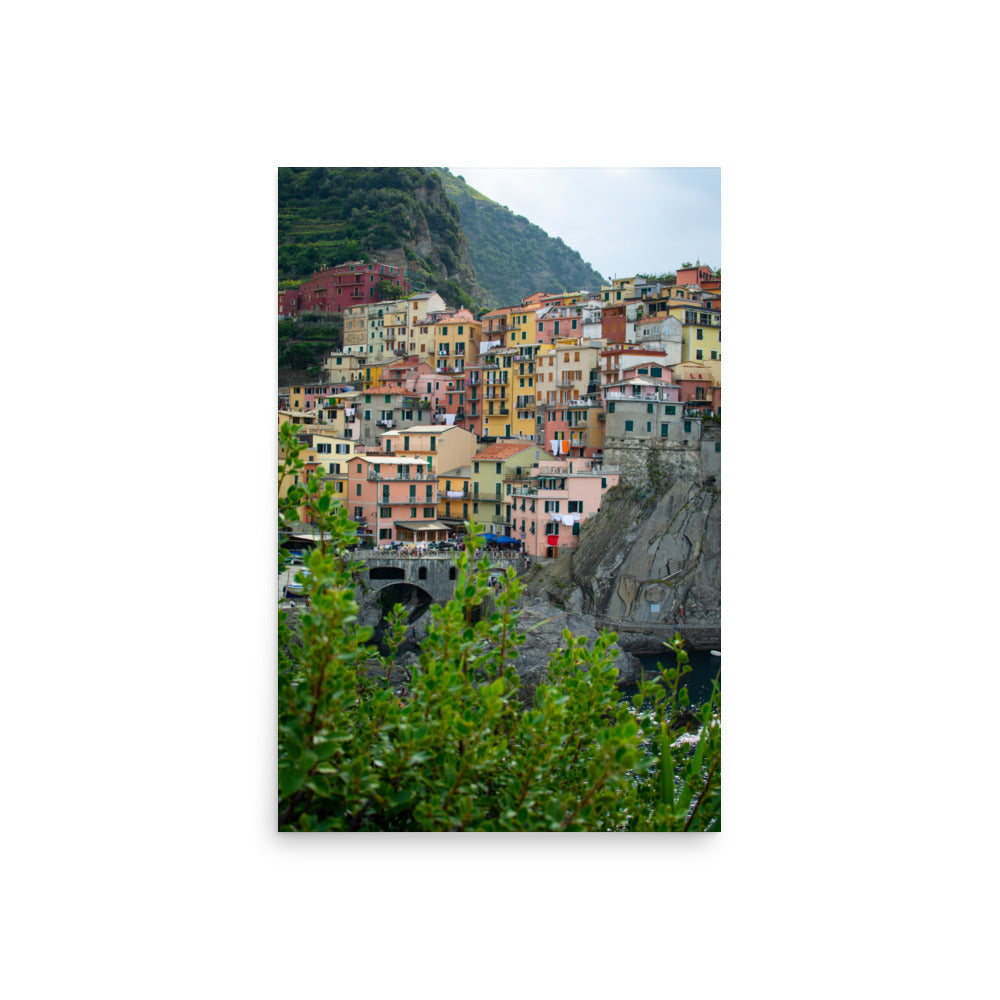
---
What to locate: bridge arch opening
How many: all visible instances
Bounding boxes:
[370,566,405,581]
[372,582,434,653]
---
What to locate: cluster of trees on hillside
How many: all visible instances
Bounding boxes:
[278,316,342,378]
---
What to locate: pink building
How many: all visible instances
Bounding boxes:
[599,346,673,386]
[602,376,681,405]
[508,459,620,559]
[669,362,719,413]
[536,301,603,344]
[347,455,440,544]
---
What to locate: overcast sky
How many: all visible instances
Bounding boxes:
[450,167,720,282]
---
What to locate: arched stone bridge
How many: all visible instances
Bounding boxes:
[355,552,461,606]
[351,550,526,627]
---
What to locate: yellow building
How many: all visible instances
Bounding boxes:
[437,466,473,523]
[480,305,516,347]
[507,302,541,349]
[359,355,401,391]
[538,290,587,308]
[665,301,722,376]
[431,311,482,377]
[278,428,356,521]
[479,345,539,439]
[600,276,638,303]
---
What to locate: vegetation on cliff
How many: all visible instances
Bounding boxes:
[278,424,721,831]
[432,168,607,308]
[278,167,487,312]
[278,314,342,385]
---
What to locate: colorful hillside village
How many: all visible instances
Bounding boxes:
[279,261,721,560]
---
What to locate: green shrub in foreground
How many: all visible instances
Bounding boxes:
[278,422,721,831]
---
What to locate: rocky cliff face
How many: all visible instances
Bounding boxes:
[525,440,721,651]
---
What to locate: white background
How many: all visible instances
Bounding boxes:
[5,2,997,997]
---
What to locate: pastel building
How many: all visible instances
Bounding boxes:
[603,379,700,444]
[282,382,337,412]
[354,387,436,446]
[380,425,478,480]
[431,310,481,377]
[469,441,547,534]
[315,389,361,442]
[538,397,605,459]
[675,265,720,292]
[342,299,407,357]
[279,430,357,522]
[322,352,364,385]
[534,343,602,457]
[437,466,474,527]
[600,275,638,303]
[479,305,512,346]
[669,361,720,414]
[278,409,320,429]
[479,297,542,350]
[472,346,540,440]
[536,302,602,344]
[508,459,620,559]
[662,301,722,376]
[629,315,683,364]
[599,345,674,387]
[348,455,439,544]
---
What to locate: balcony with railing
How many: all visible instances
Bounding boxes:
[367,469,437,481]
[683,404,713,418]
[604,390,675,402]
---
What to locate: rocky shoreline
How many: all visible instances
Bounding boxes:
[283,586,715,707]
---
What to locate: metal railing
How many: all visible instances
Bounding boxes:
[367,470,437,481]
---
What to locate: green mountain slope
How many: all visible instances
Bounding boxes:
[432,168,606,307]
[278,167,488,312]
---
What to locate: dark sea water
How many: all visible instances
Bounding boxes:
[623,648,721,707]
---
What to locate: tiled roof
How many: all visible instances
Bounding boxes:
[472,441,536,461]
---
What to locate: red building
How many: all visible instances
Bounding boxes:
[279,261,411,317]
[675,265,720,293]
[600,303,627,344]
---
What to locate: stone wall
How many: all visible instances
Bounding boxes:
[602,438,704,491]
